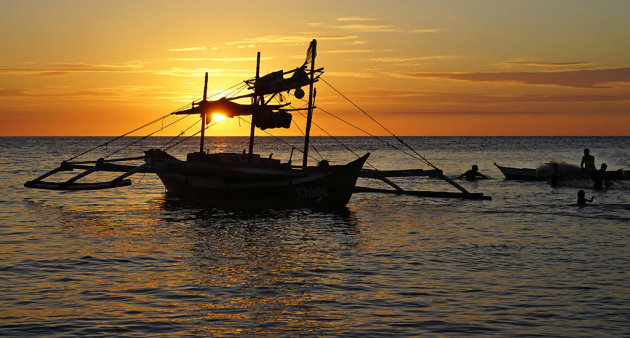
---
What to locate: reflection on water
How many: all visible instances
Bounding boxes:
[161,200,364,335]
[2,137,630,335]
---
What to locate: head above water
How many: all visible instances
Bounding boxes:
[472,164,478,171]
[584,148,590,155]
[578,189,585,197]
[601,163,607,170]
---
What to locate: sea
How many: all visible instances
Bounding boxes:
[1,136,629,336]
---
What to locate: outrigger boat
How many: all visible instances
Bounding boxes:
[494,163,629,181]
[25,40,490,208]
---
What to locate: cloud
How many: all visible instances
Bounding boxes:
[409,28,442,33]
[382,110,552,116]
[0,89,30,97]
[0,85,169,101]
[167,46,207,52]
[501,60,592,67]
[409,91,630,104]
[319,49,381,54]
[336,16,376,22]
[324,71,376,78]
[370,55,455,63]
[225,34,356,46]
[331,24,398,32]
[170,57,276,62]
[0,62,144,76]
[394,68,630,88]
[323,89,630,111]
[331,24,440,34]
[154,68,252,78]
[0,61,252,79]
[50,63,144,70]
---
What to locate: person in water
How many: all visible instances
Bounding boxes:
[459,165,488,181]
[592,163,610,191]
[581,148,596,171]
[577,189,594,207]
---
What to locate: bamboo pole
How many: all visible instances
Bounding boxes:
[302,39,317,170]
[248,52,260,162]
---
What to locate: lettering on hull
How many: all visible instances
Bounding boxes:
[296,186,328,202]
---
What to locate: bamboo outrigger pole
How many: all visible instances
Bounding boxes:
[302,39,317,170]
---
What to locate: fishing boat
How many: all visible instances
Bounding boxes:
[494,163,628,181]
[25,39,491,207]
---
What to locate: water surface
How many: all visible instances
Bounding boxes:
[1,136,629,336]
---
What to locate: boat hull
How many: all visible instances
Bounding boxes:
[494,163,629,181]
[494,164,549,181]
[151,153,369,209]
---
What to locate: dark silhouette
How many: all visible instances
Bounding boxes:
[550,162,560,187]
[593,163,610,191]
[577,189,593,207]
[581,148,595,171]
[459,165,487,181]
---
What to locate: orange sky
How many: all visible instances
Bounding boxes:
[1,0,629,136]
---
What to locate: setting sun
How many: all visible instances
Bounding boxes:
[211,113,227,122]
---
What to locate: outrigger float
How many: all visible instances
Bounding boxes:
[25,40,491,208]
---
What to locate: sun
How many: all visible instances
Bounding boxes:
[212,113,227,122]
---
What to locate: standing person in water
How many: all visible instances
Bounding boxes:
[581,148,596,171]
[577,190,594,207]
[593,163,609,191]
[459,165,488,181]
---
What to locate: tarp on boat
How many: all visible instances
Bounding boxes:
[173,98,292,129]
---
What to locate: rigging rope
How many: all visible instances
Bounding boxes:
[288,106,324,161]
[292,112,328,162]
[296,110,380,170]
[105,115,192,159]
[161,119,201,150]
[320,77,440,170]
[66,78,248,162]
[163,121,217,152]
[292,93,428,164]
[66,112,172,162]
[315,105,427,164]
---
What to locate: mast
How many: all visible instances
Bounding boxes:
[248,52,260,162]
[199,72,208,153]
[302,39,317,170]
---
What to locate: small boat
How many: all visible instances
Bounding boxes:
[25,40,491,207]
[494,163,629,181]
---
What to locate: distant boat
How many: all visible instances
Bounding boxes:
[25,39,491,207]
[494,163,629,181]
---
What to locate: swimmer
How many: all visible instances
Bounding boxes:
[577,189,594,207]
[459,165,488,181]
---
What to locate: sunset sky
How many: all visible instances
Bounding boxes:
[1,0,629,136]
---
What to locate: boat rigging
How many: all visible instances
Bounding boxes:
[24,39,491,206]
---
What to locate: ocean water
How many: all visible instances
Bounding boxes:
[1,136,630,336]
